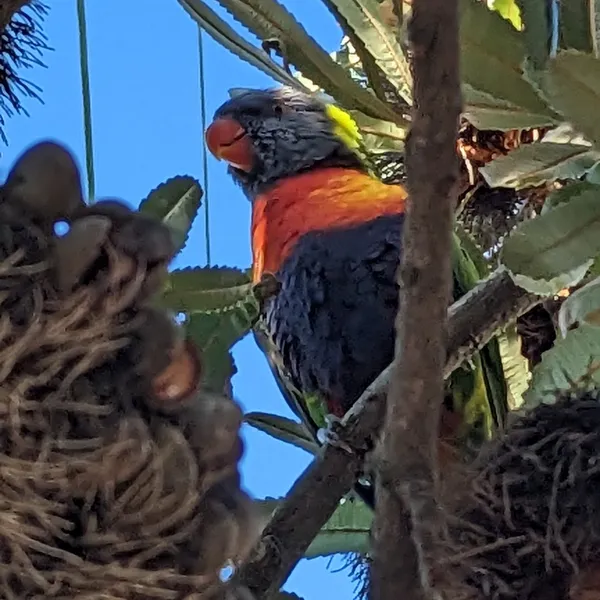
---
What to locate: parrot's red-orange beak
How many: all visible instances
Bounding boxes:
[205,118,254,172]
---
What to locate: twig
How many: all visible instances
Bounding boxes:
[232,269,540,599]
[370,0,462,598]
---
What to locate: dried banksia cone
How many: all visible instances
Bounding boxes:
[434,388,600,600]
[0,140,257,599]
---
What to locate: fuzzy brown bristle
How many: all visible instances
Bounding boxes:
[433,390,600,600]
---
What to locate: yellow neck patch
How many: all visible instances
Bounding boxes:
[325,104,362,150]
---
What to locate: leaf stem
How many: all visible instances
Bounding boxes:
[198,26,211,265]
[76,0,95,201]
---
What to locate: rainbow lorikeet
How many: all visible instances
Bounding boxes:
[205,87,508,506]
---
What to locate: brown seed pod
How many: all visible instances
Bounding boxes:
[52,215,112,293]
[151,337,203,408]
[3,139,85,226]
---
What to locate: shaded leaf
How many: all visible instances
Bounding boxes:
[253,496,372,558]
[560,0,595,53]
[305,498,372,558]
[460,0,557,124]
[159,267,252,313]
[544,50,600,149]
[178,0,301,87]
[244,411,319,454]
[586,160,600,183]
[523,324,600,408]
[214,0,403,124]
[185,295,260,392]
[501,188,600,281]
[139,175,202,253]
[480,142,600,189]
[514,0,550,74]
[541,181,600,214]
[558,275,600,335]
[323,0,412,103]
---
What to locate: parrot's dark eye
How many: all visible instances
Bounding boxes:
[273,105,283,117]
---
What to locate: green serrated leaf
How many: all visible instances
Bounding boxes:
[138,175,202,253]
[322,0,412,104]
[497,324,530,410]
[462,84,558,130]
[501,189,600,281]
[523,323,600,408]
[460,0,557,124]
[543,50,600,150]
[305,498,372,558]
[244,411,320,454]
[185,295,260,392]
[178,0,302,87]
[214,0,404,125]
[480,142,600,189]
[558,275,600,335]
[560,0,595,54]
[159,267,252,313]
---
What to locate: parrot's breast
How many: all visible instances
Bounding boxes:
[251,167,407,283]
[250,168,407,414]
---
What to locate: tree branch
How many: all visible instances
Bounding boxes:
[370,0,462,597]
[233,269,540,599]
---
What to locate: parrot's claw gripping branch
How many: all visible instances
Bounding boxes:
[318,414,355,455]
[233,268,542,599]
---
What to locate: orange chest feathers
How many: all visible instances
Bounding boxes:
[250,168,407,282]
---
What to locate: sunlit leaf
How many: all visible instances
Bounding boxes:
[480,142,600,189]
[213,0,403,125]
[159,267,252,313]
[488,0,522,30]
[497,324,530,410]
[523,324,600,408]
[138,175,202,253]
[323,0,412,104]
[462,84,558,130]
[244,411,319,454]
[350,110,405,152]
[178,0,301,87]
[501,189,600,281]
[544,50,600,149]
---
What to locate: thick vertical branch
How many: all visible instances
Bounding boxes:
[370,0,462,599]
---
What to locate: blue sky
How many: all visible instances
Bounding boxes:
[2,1,356,598]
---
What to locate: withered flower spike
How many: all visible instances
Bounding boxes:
[4,139,85,224]
[152,338,203,408]
[53,215,112,293]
